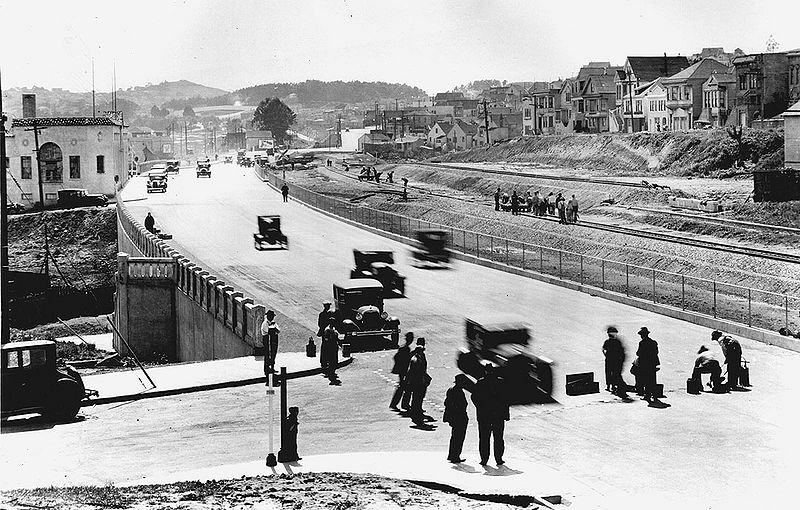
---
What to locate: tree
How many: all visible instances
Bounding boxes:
[252,97,296,144]
[183,105,196,118]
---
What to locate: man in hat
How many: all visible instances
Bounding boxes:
[444,374,470,463]
[320,318,340,378]
[261,310,280,375]
[494,187,501,211]
[390,332,414,411]
[317,302,337,337]
[472,363,509,466]
[692,345,724,391]
[602,326,627,397]
[635,327,661,404]
[281,406,301,462]
[144,212,156,234]
[717,334,743,389]
[406,338,431,423]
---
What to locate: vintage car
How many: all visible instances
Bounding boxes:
[411,230,451,267]
[1,340,98,421]
[56,188,108,208]
[333,279,400,352]
[146,169,169,193]
[236,150,247,165]
[224,156,233,164]
[165,160,181,174]
[253,215,288,249]
[456,314,554,404]
[350,249,405,298]
[6,201,25,214]
[196,158,212,178]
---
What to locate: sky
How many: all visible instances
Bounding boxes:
[1,0,799,95]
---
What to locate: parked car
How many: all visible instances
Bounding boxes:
[350,249,405,297]
[224,156,233,164]
[165,160,181,174]
[456,314,554,404]
[253,215,288,250]
[333,279,400,352]
[411,230,451,267]
[196,158,212,178]
[1,340,98,421]
[147,169,169,193]
[6,201,25,214]
[56,188,108,208]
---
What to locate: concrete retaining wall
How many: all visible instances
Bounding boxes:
[116,200,265,362]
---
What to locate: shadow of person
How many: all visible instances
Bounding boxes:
[648,399,671,409]
[452,463,478,474]
[495,464,523,476]
[730,386,751,392]
[410,422,437,431]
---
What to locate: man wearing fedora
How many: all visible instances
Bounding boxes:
[472,363,509,466]
[390,332,414,411]
[444,374,471,463]
[603,326,628,397]
[635,327,661,404]
[406,338,431,423]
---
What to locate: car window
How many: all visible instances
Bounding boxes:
[5,351,19,369]
[30,348,48,366]
[21,349,31,367]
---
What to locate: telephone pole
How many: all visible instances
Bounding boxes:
[91,58,96,118]
[627,70,636,133]
[1,67,10,343]
[483,99,490,145]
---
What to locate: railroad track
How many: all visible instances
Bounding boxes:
[306,161,800,265]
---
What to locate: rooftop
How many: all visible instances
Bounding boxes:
[663,58,731,83]
[11,116,122,128]
[626,56,691,82]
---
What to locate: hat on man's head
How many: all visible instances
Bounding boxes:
[711,330,723,340]
[416,337,426,347]
[638,327,650,335]
[698,345,708,354]
[607,326,618,334]
[405,332,414,341]
[323,301,332,306]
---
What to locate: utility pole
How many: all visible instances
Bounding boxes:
[483,99,490,145]
[1,67,10,344]
[24,123,46,210]
[627,70,635,133]
[91,58,96,118]
[374,103,379,131]
[337,114,342,147]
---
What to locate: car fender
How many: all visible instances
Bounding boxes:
[341,319,359,332]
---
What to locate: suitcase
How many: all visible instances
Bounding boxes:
[740,360,750,387]
[686,377,702,394]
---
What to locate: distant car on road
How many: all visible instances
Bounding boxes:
[253,215,288,250]
[165,160,181,174]
[196,158,212,178]
[411,230,451,267]
[350,249,405,297]
[333,279,400,352]
[224,156,233,164]
[456,314,554,404]
[56,188,108,209]
[146,170,169,193]
[1,340,98,422]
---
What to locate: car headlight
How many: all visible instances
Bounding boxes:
[380,311,388,320]
[356,312,363,321]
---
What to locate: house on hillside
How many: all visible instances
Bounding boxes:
[731,52,790,127]
[663,57,731,130]
[640,78,669,132]
[524,81,563,135]
[427,121,453,149]
[700,71,736,127]
[789,49,800,105]
[358,130,392,155]
[784,100,800,170]
[615,55,690,132]
[581,69,620,133]
[570,62,615,132]
[447,120,480,150]
[557,79,576,134]
[434,92,465,106]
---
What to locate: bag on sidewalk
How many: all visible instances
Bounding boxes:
[686,377,702,394]
[740,359,750,387]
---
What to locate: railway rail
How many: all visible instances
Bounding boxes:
[297,159,800,265]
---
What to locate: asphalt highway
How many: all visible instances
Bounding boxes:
[2,161,798,509]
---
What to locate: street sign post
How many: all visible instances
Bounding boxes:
[265,373,277,467]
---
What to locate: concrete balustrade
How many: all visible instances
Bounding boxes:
[115,197,276,362]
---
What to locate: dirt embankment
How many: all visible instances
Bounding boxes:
[440,129,784,177]
[8,207,117,290]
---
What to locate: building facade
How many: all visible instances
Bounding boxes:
[662,58,731,130]
[700,72,736,127]
[786,48,800,105]
[731,52,790,127]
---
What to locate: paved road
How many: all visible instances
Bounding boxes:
[3,161,798,508]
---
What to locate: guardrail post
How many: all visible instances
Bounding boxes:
[476,233,479,257]
[625,264,629,296]
[601,259,605,290]
[786,295,790,329]
[522,244,525,269]
[539,246,543,273]
[713,281,717,318]
[490,236,494,261]
[652,269,656,303]
[505,239,509,265]
[580,255,584,285]
[558,250,562,279]
[681,275,685,310]
[748,288,752,327]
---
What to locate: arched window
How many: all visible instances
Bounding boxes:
[39,142,63,182]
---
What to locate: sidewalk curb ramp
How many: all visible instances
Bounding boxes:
[83,357,354,407]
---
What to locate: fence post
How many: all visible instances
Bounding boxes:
[539,246,543,273]
[506,239,509,266]
[490,236,494,261]
[580,255,584,285]
[476,233,479,257]
[522,244,525,269]
[713,281,717,318]
[681,275,685,310]
[786,295,790,330]
[748,288,752,327]
[601,259,605,290]
[625,264,629,296]
[558,250,562,279]
[652,269,656,303]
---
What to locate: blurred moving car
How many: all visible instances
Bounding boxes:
[196,158,212,178]
[1,340,98,422]
[56,189,108,209]
[146,169,169,193]
[350,250,405,297]
[456,314,554,404]
[411,230,451,267]
[253,215,288,250]
[166,160,181,174]
[333,279,400,352]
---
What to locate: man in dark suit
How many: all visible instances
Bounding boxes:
[472,364,509,466]
[444,374,470,463]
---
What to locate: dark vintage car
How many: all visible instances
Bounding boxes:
[456,315,554,404]
[146,170,168,193]
[165,160,181,174]
[333,279,400,352]
[56,188,108,208]
[1,340,98,421]
[196,158,212,178]
[350,250,405,298]
[224,156,233,164]
[411,230,451,267]
[253,215,288,249]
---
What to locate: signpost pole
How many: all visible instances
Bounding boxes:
[265,373,277,467]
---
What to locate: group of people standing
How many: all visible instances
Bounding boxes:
[389,332,432,424]
[493,188,579,224]
[603,326,746,407]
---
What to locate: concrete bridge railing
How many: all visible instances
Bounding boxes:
[115,200,265,362]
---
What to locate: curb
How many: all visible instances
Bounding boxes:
[83,356,354,407]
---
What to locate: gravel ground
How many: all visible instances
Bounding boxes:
[0,474,522,509]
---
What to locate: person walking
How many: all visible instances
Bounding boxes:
[390,332,414,411]
[494,187,501,211]
[532,191,541,216]
[603,326,628,397]
[556,194,567,224]
[444,374,470,463]
[635,327,661,404]
[320,319,340,378]
[717,333,743,389]
[261,310,280,374]
[472,364,509,466]
[511,190,519,216]
[387,170,394,183]
[569,194,579,224]
[525,191,533,213]
[547,192,555,215]
[317,301,337,338]
[144,212,156,234]
[406,338,431,423]
[281,183,289,202]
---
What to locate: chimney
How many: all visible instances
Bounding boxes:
[22,94,36,118]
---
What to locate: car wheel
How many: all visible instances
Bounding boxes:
[46,378,83,422]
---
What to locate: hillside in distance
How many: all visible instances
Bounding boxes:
[233,80,428,106]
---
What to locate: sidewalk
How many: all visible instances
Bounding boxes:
[81,353,353,406]
[125,451,626,510]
